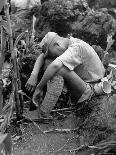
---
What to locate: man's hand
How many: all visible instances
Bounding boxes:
[32,88,42,107]
[25,74,38,92]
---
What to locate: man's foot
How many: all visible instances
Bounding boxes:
[38,110,53,120]
[23,109,53,121]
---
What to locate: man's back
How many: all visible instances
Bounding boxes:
[58,37,105,82]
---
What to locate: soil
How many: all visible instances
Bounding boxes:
[11,112,82,155]
[1,1,116,154]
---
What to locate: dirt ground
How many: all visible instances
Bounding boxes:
[12,112,83,155]
[10,93,116,155]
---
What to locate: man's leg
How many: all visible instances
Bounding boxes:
[39,66,89,118]
[40,75,64,114]
[58,66,87,101]
[40,59,64,114]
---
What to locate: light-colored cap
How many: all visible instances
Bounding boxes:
[39,32,57,52]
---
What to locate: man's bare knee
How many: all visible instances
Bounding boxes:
[58,66,70,76]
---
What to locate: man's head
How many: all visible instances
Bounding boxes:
[52,20,72,38]
[39,32,69,59]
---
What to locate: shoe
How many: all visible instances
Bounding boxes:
[38,110,53,120]
[23,109,39,120]
[23,109,53,121]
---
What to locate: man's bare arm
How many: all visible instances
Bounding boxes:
[31,53,45,75]
[36,59,63,90]
[25,53,45,91]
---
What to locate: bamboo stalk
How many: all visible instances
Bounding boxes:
[102,34,115,67]
[4,1,13,53]
[16,50,23,115]
[0,90,15,133]
[13,31,32,116]
[12,48,22,119]
[25,30,29,53]
[30,15,36,44]
[51,107,77,113]
[5,2,22,119]
[0,26,4,113]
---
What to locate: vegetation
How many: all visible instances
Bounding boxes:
[0,0,116,154]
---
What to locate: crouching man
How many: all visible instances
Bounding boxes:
[31,32,105,118]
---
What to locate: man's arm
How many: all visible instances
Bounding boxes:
[31,53,45,75]
[35,44,81,90]
[36,59,63,90]
[25,53,45,92]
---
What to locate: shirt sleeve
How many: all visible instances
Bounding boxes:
[38,36,48,55]
[56,44,82,70]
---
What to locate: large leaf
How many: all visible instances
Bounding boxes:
[0,133,7,144]
[0,133,12,155]
[0,20,10,35]
[0,0,5,13]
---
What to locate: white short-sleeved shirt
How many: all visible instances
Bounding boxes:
[56,37,105,82]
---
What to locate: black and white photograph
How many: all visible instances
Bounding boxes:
[0,0,116,154]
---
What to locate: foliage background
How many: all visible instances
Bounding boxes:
[1,0,116,154]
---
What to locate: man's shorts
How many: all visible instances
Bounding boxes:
[78,83,94,103]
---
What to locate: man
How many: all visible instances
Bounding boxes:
[26,22,73,93]
[25,32,62,93]
[26,32,66,119]
[30,32,105,117]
